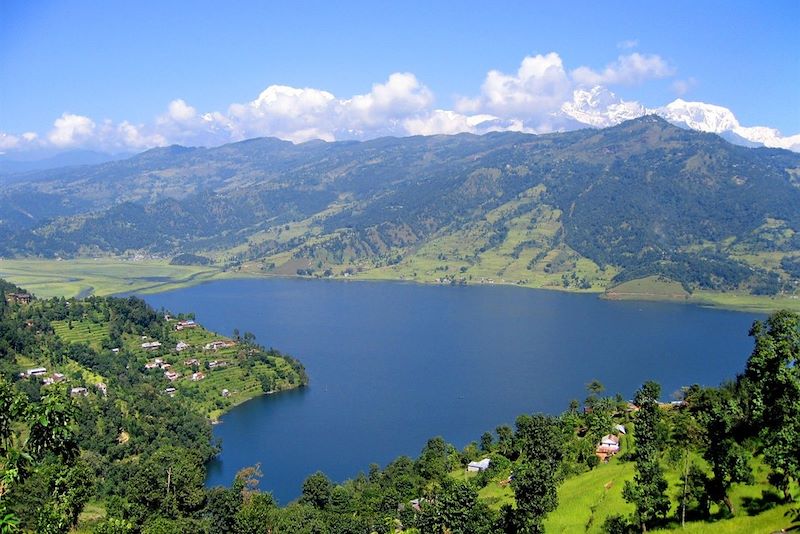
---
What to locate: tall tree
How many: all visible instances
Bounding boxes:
[509,414,565,533]
[623,381,670,532]
[742,310,800,501]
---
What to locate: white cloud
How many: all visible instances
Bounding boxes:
[47,113,96,147]
[0,132,21,151]
[572,53,674,86]
[403,110,527,136]
[346,73,433,127]
[457,53,572,130]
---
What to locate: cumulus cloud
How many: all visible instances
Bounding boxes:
[572,53,674,86]
[403,110,527,136]
[4,50,796,155]
[47,113,96,147]
[456,53,572,130]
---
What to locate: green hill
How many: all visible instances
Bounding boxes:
[1,117,799,299]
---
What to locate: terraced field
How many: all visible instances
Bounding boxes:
[52,319,110,350]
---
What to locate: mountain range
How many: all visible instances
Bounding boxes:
[1,116,799,296]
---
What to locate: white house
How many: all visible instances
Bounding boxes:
[70,387,88,397]
[599,434,620,452]
[176,341,190,352]
[26,367,47,377]
[467,458,491,472]
[614,424,626,435]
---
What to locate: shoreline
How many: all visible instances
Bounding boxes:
[1,257,798,313]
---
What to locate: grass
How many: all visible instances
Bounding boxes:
[464,450,800,534]
[0,258,225,298]
[51,319,109,350]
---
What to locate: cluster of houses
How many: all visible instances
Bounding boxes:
[5,292,32,305]
[20,366,107,398]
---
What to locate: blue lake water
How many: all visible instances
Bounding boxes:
[143,278,764,504]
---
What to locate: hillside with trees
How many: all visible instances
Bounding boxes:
[0,279,798,532]
[1,117,799,299]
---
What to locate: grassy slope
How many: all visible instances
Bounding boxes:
[458,448,799,533]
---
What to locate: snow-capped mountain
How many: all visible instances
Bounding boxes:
[560,86,646,128]
[658,99,800,151]
[561,87,800,152]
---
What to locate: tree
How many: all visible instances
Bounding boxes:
[417,437,453,482]
[742,310,800,501]
[300,472,332,510]
[585,379,605,409]
[415,480,492,534]
[128,447,205,518]
[695,388,752,515]
[506,414,565,533]
[479,431,493,452]
[623,381,669,532]
[510,459,561,533]
[496,425,514,459]
[25,391,78,463]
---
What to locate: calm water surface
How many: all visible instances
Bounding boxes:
[144,278,764,504]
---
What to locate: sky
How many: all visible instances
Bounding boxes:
[1,0,798,155]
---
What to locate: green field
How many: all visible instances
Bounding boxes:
[0,258,228,298]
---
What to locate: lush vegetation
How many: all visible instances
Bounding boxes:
[1,117,799,302]
[1,277,798,532]
[0,279,306,532]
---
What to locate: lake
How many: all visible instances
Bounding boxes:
[143,278,764,504]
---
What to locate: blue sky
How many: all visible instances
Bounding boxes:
[1,0,798,153]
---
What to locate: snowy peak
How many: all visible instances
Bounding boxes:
[657,99,800,151]
[561,86,646,128]
[658,99,739,133]
[560,89,800,152]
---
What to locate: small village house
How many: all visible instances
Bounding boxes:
[24,367,47,378]
[596,434,621,461]
[467,458,491,472]
[164,371,180,381]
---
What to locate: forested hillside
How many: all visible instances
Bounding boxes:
[1,117,799,296]
[0,279,798,532]
[0,279,306,532]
